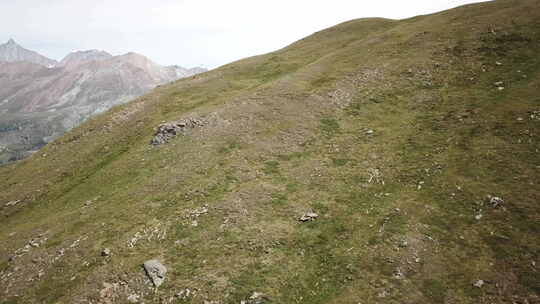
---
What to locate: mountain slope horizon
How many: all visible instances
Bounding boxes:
[0,42,207,164]
[1,0,539,303]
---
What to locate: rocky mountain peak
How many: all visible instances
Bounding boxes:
[0,38,57,67]
[58,49,113,69]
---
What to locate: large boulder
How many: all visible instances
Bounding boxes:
[143,259,167,287]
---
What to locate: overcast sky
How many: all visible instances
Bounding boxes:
[0,0,489,69]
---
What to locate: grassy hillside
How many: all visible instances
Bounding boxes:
[1,0,539,303]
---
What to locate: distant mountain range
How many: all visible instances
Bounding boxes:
[0,39,206,164]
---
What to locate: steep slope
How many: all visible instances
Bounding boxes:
[0,39,57,67]
[1,0,539,303]
[0,51,206,164]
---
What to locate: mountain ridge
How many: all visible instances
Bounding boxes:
[58,49,113,69]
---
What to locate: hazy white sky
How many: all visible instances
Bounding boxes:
[0,0,489,68]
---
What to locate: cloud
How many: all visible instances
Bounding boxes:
[0,0,490,68]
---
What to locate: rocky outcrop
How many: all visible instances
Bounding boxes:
[151,118,206,145]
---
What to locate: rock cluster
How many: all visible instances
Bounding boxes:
[150,118,205,145]
[176,288,197,300]
[529,110,540,121]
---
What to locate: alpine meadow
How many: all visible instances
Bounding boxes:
[1,0,539,303]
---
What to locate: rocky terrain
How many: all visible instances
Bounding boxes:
[0,0,539,303]
[0,40,206,164]
[0,38,57,67]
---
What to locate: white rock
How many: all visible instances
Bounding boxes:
[101,248,111,256]
[488,196,504,207]
[299,212,319,222]
[127,294,140,303]
[473,280,485,288]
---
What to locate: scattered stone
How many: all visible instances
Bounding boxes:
[367,168,384,184]
[190,205,209,218]
[366,129,374,135]
[151,118,205,145]
[241,292,267,304]
[487,195,504,207]
[494,81,504,86]
[475,214,483,220]
[5,200,21,207]
[100,282,119,299]
[143,259,167,287]
[377,290,389,298]
[529,110,540,121]
[101,248,111,257]
[127,294,140,303]
[393,268,404,279]
[299,211,318,222]
[473,280,485,288]
[176,288,197,300]
[495,61,503,66]
[398,240,408,248]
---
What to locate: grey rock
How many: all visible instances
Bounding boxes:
[5,200,21,207]
[101,248,111,257]
[143,259,167,287]
[299,211,318,222]
[487,195,504,207]
[151,118,206,145]
[473,279,485,288]
[530,110,540,121]
[241,291,267,304]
